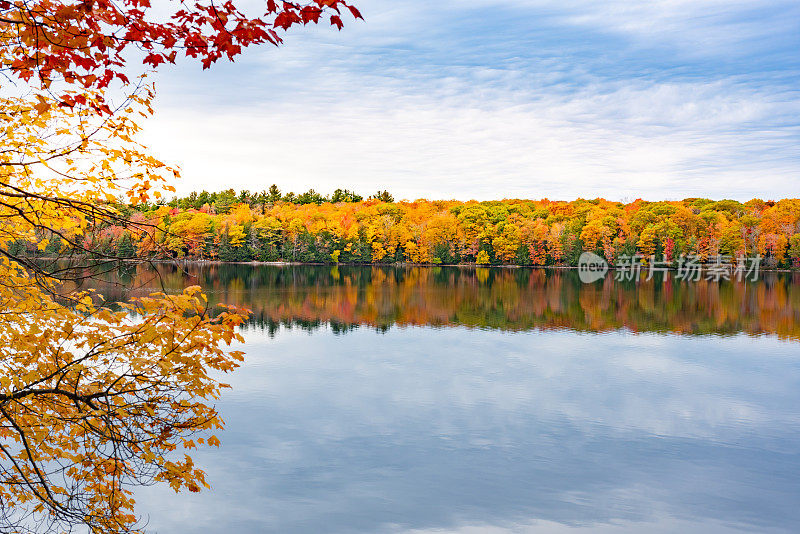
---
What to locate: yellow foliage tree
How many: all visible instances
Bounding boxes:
[492,222,521,263]
[0,89,249,532]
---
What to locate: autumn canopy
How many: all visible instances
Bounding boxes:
[0,1,360,532]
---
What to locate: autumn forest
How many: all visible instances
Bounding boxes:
[25,188,800,269]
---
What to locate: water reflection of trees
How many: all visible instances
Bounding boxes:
[85,264,800,339]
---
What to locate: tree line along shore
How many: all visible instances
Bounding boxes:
[16,188,800,270]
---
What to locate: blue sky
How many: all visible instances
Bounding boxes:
[142,0,800,201]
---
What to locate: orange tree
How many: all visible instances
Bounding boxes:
[0,1,361,532]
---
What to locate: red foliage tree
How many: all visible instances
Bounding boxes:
[1,0,362,104]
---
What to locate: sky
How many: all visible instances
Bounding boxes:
[141,0,800,202]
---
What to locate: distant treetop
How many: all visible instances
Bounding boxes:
[160,186,376,212]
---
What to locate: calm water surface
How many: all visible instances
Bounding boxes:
[94,265,800,533]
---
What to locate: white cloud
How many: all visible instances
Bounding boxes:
[141,0,800,201]
[143,74,798,201]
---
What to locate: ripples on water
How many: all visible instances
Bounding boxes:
[86,265,800,533]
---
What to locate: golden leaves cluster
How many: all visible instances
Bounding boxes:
[0,273,245,532]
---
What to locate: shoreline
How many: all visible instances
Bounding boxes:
[44,257,796,273]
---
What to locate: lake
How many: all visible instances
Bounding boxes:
[92,264,800,533]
